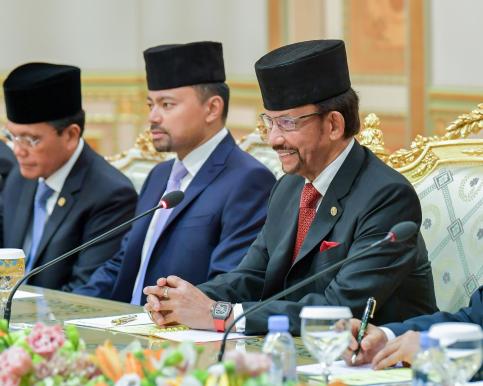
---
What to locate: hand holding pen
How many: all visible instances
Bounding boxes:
[351,297,376,364]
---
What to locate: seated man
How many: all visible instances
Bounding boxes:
[1,63,138,291]
[144,39,437,335]
[0,141,16,192]
[347,285,482,369]
[75,41,275,304]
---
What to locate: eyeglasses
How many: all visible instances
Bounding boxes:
[2,127,41,148]
[258,112,322,141]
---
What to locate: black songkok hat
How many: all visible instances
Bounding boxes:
[3,62,82,124]
[255,40,351,110]
[143,41,225,90]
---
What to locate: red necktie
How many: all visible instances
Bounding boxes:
[293,183,321,262]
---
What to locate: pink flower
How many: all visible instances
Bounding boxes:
[27,322,65,359]
[0,371,20,386]
[0,346,32,377]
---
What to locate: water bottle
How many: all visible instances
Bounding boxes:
[412,331,448,385]
[262,315,297,385]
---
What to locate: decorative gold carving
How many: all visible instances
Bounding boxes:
[462,148,483,157]
[387,103,483,169]
[357,113,389,162]
[387,134,439,168]
[442,103,483,140]
[408,150,439,180]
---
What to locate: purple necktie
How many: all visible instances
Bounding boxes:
[131,161,188,304]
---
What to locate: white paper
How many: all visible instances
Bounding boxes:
[151,329,248,343]
[13,290,42,299]
[65,312,152,329]
[65,313,249,342]
[297,360,372,376]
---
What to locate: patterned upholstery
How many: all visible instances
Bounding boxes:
[359,104,483,312]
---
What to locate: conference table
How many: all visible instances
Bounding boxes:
[10,285,320,380]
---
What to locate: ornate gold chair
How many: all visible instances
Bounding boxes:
[359,104,483,312]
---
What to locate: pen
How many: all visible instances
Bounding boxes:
[111,314,138,326]
[351,296,376,364]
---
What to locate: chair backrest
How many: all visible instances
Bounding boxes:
[237,130,283,178]
[359,104,483,312]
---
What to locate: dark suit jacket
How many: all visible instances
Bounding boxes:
[0,143,137,291]
[385,286,482,336]
[75,134,276,303]
[0,141,16,192]
[199,141,437,335]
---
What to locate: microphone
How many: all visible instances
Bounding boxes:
[3,190,184,327]
[217,221,418,362]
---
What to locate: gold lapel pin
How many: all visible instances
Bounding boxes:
[330,206,338,216]
[57,197,66,207]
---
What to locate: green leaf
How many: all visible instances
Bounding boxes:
[164,350,184,366]
[65,324,80,350]
[0,319,8,333]
[192,368,209,383]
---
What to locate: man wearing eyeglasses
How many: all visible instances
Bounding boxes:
[0,141,16,192]
[144,40,437,335]
[0,62,137,291]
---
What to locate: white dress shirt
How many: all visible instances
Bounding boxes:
[233,138,355,333]
[132,128,228,296]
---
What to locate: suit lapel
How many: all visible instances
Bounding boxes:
[261,178,302,298]
[11,180,36,247]
[125,162,172,266]
[161,134,235,231]
[32,146,91,265]
[291,141,366,268]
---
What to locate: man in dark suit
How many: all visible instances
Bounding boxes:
[0,63,137,291]
[0,141,16,192]
[346,286,482,369]
[144,40,437,335]
[74,42,275,305]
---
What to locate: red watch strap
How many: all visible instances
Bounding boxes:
[214,318,225,332]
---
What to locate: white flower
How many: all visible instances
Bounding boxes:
[115,373,141,386]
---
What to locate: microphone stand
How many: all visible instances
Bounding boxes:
[217,232,395,362]
[4,203,165,327]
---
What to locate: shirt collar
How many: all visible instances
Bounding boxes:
[310,138,355,196]
[41,139,84,193]
[177,128,228,177]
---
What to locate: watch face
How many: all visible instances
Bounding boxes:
[213,302,231,319]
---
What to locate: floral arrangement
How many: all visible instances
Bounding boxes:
[0,320,99,385]
[0,320,302,386]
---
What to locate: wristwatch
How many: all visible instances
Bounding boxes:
[211,301,232,332]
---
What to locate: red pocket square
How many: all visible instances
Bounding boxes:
[319,241,340,252]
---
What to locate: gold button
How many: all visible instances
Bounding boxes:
[57,197,66,207]
[330,206,338,216]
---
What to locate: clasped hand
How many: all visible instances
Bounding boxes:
[143,275,215,330]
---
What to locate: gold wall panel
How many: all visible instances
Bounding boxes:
[346,0,406,77]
